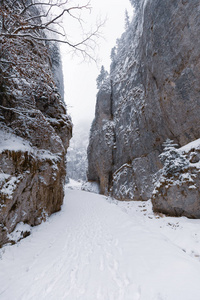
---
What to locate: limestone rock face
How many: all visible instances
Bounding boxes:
[0,1,72,246]
[87,81,114,194]
[88,0,200,203]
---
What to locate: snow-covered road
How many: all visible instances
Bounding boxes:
[1,182,200,300]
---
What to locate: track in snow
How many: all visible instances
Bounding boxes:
[1,183,200,300]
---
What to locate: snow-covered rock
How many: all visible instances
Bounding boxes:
[0,1,72,246]
[152,139,200,218]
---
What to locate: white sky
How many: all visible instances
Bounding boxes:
[61,0,133,129]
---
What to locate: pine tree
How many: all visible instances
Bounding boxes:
[96,66,108,89]
[129,0,139,10]
[125,9,130,29]
[110,46,117,61]
[159,139,189,175]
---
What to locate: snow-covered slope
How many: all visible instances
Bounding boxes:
[1,181,200,300]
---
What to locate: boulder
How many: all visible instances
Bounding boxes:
[152,139,200,218]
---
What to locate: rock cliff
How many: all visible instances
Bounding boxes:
[0,1,72,246]
[88,0,200,217]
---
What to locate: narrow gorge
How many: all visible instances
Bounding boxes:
[1,0,200,249]
[1,1,200,298]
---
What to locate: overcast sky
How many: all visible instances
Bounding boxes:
[61,0,133,130]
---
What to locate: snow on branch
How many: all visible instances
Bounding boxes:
[0,0,104,61]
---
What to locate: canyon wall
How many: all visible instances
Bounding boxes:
[0,1,72,246]
[88,0,200,216]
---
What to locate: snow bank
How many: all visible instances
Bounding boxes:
[7,222,31,244]
[81,181,100,194]
[0,127,31,153]
[180,138,200,153]
[0,126,61,161]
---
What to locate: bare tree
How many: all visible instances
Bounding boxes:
[0,0,104,103]
[0,0,103,60]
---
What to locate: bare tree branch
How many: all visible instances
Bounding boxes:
[0,0,103,61]
[19,1,68,15]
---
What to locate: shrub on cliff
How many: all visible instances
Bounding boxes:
[159,139,189,176]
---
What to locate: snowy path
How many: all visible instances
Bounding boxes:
[1,183,200,300]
